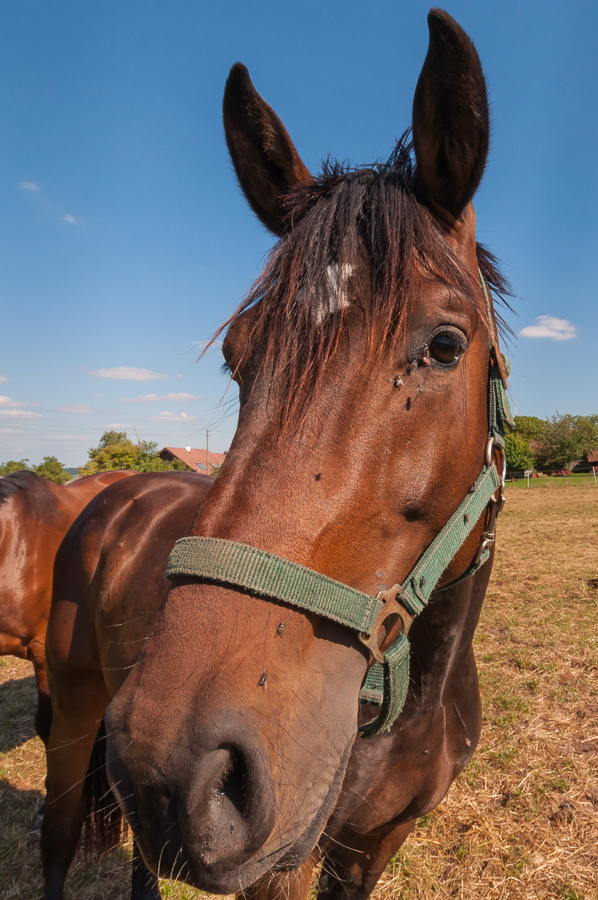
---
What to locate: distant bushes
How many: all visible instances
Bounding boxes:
[78,431,188,475]
[506,414,598,473]
[0,456,72,484]
[1,430,188,484]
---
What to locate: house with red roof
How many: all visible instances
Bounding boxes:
[159,446,227,475]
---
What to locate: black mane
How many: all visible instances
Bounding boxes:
[0,470,42,504]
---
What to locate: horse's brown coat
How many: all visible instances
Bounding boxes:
[0,469,135,745]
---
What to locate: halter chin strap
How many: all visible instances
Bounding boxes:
[165,280,513,738]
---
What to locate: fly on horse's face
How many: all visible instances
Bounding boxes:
[105,10,506,893]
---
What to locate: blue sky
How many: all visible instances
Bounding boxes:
[1,1,597,466]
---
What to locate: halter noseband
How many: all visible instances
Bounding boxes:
[165,278,513,738]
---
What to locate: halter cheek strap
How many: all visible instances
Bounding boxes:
[166,460,501,736]
[165,281,513,738]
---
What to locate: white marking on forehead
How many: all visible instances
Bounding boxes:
[295,262,355,324]
[327,264,354,309]
[310,263,354,325]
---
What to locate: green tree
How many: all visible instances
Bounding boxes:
[0,458,31,475]
[513,416,545,442]
[88,431,128,459]
[80,431,188,475]
[534,414,598,470]
[504,431,534,472]
[34,456,72,484]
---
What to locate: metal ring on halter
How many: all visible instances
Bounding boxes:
[497,444,507,484]
[358,589,415,664]
[485,436,496,469]
[485,437,507,490]
[474,438,507,568]
[473,531,496,565]
[492,442,507,512]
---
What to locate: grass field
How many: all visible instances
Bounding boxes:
[1,482,597,899]
[507,474,597,490]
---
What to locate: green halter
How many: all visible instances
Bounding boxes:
[166,283,513,738]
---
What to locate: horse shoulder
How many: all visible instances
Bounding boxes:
[50,472,212,696]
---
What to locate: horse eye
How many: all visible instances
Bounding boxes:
[428,333,463,365]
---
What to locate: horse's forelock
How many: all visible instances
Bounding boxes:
[213,135,512,426]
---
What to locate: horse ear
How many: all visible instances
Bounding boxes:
[412,9,489,225]
[223,63,313,236]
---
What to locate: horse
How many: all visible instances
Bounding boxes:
[43,471,214,897]
[0,468,136,746]
[41,10,513,899]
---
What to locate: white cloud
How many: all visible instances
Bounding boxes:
[92,367,168,381]
[55,403,94,414]
[20,181,40,192]
[148,411,197,423]
[0,375,8,384]
[0,409,43,419]
[519,316,577,342]
[47,434,90,442]
[0,427,25,434]
[62,214,78,224]
[122,392,201,403]
[0,395,38,409]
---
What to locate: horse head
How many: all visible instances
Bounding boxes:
[105,10,506,892]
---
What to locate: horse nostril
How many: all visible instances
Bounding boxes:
[217,744,248,817]
[181,738,275,869]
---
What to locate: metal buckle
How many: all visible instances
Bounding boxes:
[486,436,507,486]
[358,587,414,664]
[473,531,495,565]
[475,437,507,565]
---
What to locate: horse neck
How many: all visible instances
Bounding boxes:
[407,557,493,709]
[0,478,68,567]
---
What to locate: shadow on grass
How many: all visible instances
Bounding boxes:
[0,778,136,900]
[0,778,44,824]
[0,673,38,753]
[0,780,45,896]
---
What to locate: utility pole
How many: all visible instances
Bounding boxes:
[206,429,209,475]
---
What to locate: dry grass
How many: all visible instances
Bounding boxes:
[374,482,598,900]
[0,656,206,900]
[1,482,597,899]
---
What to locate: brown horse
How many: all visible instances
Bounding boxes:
[0,469,136,746]
[44,471,214,898]
[42,10,513,899]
